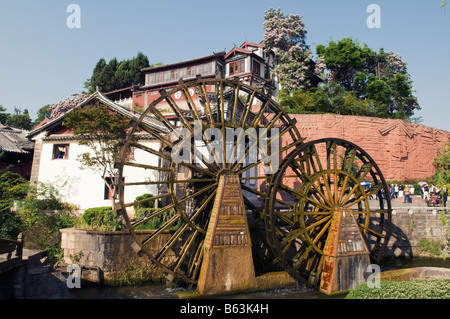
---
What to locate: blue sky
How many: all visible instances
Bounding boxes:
[0,1,449,131]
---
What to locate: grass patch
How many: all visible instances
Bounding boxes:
[346,279,450,299]
[112,264,157,286]
[418,238,445,257]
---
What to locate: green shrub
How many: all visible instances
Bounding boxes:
[134,207,180,230]
[0,168,30,213]
[0,168,30,239]
[18,198,77,265]
[0,178,78,265]
[0,210,22,240]
[133,193,159,209]
[81,206,124,231]
[346,279,450,299]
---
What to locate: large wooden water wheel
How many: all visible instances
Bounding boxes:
[115,77,302,285]
[115,77,392,288]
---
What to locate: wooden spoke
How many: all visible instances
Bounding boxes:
[356,223,387,239]
[198,81,214,125]
[129,141,172,161]
[138,122,175,148]
[173,230,200,272]
[292,246,314,271]
[162,93,193,134]
[279,184,331,211]
[178,161,217,177]
[124,192,172,208]
[132,203,176,229]
[140,214,180,246]
[123,178,216,187]
[305,215,332,233]
[238,90,256,126]
[121,161,172,171]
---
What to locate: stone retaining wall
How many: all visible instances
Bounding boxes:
[386,210,450,259]
[60,210,450,284]
[60,228,174,283]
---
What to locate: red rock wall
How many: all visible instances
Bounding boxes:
[284,114,450,181]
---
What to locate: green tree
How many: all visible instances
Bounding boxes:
[64,102,131,211]
[280,82,376,117]
[34,104,51,126]
[5,113,33,130]
[84,58,107,92]
[97,58,119,92]
[434,142,450,187]
[316,38,420,120]
[0,105,10,125]
[129,52,149,85]
[316,38,376,95]
[84,53,150,93]
[16,182,76,264]
[371,49,420,118]
[280,90,316,114]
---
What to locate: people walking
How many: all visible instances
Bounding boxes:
[442,185,448,207]
[403,185,410,204]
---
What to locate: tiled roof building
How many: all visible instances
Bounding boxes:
[0,126,34,178]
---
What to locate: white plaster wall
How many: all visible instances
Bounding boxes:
[37,140,160,210]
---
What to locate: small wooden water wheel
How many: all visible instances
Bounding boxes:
[263,138,392,287]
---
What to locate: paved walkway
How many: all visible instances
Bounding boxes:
[0,249,46,275]
[370,195,449,213]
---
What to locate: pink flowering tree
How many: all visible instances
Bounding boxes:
[263,8,322,93]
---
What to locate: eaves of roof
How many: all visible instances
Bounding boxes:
[141,52,226,73]
[240,41,265,49]
[26,91,169,139]
[224,47,266,62]
[43,132,157,142]
[0,128,33,153]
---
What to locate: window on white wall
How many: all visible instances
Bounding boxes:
[52,144,70,159]
[104,177,124,200]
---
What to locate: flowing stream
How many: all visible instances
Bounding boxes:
[68,258,450,299]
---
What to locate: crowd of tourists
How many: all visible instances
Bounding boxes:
[385,183,448,207]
